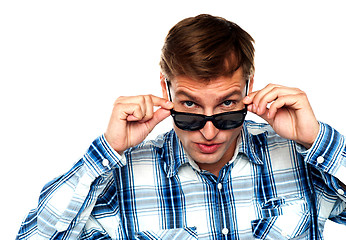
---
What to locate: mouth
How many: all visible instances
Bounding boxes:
[196,143,222,154]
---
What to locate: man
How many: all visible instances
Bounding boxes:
[17,14,345,239]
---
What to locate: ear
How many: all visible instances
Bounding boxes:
[160,72,169,100]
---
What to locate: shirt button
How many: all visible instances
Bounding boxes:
[317,156,325,164]
[217,183,222,190]
[337,188,345,195]
[222,227,229,235]
[102,159,109,167]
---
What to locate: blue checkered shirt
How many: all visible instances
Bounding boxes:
[17,121,346,239]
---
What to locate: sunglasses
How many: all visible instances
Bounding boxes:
[166,79,248,131]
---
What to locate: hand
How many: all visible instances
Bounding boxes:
[243,84,320,149]
[105,95,173,154]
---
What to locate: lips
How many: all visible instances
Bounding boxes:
[196,143,222,154]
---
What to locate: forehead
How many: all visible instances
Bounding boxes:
[171,69,246,97]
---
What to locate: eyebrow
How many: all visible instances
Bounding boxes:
[175,90,200,102]
[175,89,243,104]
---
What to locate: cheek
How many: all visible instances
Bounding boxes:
[174,127,198,146]
[219,127,243,143]
[174,127,190,142]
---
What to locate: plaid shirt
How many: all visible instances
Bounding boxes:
[17,121,346,239]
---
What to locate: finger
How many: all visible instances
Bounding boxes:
[259,87,304,114]
[246,83,279,98]
[124,103,146,121]
[267,94,301,119]
[246,104,274,127]
[243,90,258,104]
[251,85,302,115]
[256,88,283,115]
[243,85,278,111]
[140,95,173,122]
[251,84,281,110]
[117,95,173,109]
[140,95,154,122]
[144,108,171,132]
[114,96,146,121]
[150,95,174,109]
[118,95,157,122]
[138,96,147,119]
[244,87,272,114]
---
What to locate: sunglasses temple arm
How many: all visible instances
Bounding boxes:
[246,79,249,96]
[244,80,250,110]
[165,79,173,102]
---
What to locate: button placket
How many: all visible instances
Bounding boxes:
[216,181,230,237]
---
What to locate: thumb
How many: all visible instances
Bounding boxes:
[248,104,273,125]
[145,108,171,131]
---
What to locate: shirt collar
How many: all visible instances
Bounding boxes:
[238,120,270,165]
[164,121,270,178]
[163,130,189,178]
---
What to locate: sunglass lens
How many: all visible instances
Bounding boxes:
[214,112,245,129]
[173,114,204,131]
[172,108,247,131]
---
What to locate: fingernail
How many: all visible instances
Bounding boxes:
[166,101,174,108]
[244,96,251,103]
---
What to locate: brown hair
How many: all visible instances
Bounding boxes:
[160,14,255,82]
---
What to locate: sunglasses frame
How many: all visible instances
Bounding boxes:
[165,78,249,131]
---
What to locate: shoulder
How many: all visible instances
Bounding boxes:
[244,120,286,143]
[244,120,273,135]
[134,130,174,149]
[124,130,175,160]
[243,120,299,160]
[242,121,307,181]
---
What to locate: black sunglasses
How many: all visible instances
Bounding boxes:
[166,79,248,131]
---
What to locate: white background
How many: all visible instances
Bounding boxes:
[1,0,345,239]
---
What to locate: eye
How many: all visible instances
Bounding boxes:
[183,101,196,108]
[222,100,235,107]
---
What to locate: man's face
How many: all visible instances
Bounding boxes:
[162,69,251,172]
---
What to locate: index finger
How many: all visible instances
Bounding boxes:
[150,95,174,109]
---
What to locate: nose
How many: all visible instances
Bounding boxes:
[200,120,219,140]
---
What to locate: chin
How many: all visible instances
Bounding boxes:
[190,152,223,164]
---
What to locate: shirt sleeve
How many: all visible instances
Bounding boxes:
[16,134,125,239]
[297,122,346,223]
[304,123,346,195]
